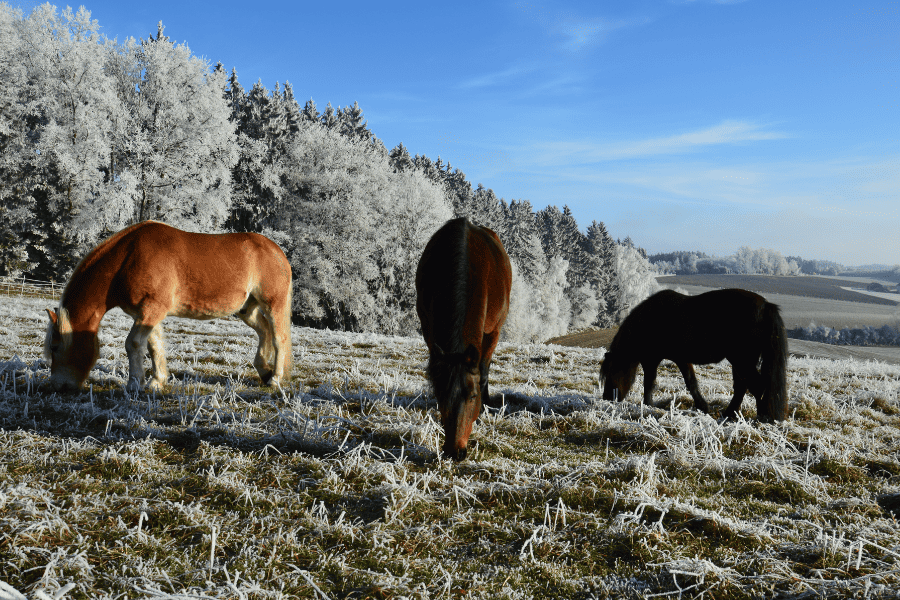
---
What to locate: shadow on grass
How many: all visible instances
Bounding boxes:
[0,369,440,467]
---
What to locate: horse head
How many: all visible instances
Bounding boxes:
[429,343,482,461]
[600,351,637,402]
[44,308,98,392]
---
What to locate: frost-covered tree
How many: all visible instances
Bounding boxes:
[468,183,505,232]
[123,23,238,229]
[281,82,302,134]
[585,220,619,327]
[614,241,661,322]
[226,76,292,232]
[320,102,338,129]
[338,101,372,143]
[503,255,571,343]
[0,3,40,276]
[0,4,133,277]
[301,98,319,123]
[277,121,452,334]
[501,199,546,284]
[388,142,414,172]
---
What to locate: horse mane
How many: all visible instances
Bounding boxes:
[424,218,471,395]
[43,307,73,361]
[60,221,159,306]
[445,218,470,355]
[427,349,474,405]
[600,291,667,396]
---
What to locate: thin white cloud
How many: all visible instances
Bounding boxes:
[671,0,751,5]
[535,120,787,163]
[553,17,643,51]
[458,66,531,90]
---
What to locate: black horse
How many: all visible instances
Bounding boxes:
[600,288,788,422]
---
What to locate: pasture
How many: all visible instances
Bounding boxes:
[2,295,900,598]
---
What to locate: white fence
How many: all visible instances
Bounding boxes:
[0,276,62,301]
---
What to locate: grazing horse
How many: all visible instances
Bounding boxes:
[600,288,788,422]
[44,221,293,392]
[416,218,512,461]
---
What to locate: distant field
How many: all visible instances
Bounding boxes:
[658,274,899,306]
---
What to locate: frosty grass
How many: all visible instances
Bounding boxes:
[2,296,900,599]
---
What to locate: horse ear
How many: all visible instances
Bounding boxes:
[463,344,480,369]
[45,308,58,327]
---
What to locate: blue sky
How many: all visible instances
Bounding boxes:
[19,0,900,266]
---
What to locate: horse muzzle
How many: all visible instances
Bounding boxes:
[442,443,468,462]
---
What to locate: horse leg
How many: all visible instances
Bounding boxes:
[479,330,501,411]
[743,363,771,422]
[721,365,751,422]
[237,297,277,385]
[267,289,293,386]
[146,324,169,390]
[677,362,710,414]
[125,322,156,391]
[642,359,661,406]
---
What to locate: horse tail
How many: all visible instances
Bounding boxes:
[283,276,294,377]
[759,302,789,422]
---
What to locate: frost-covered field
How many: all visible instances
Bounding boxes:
[3,296,900,599]
[667,283,900,330]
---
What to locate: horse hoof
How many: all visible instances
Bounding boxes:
[720,410,737,423]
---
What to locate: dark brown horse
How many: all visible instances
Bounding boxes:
[44,221,293,392]
[600,288,788,422]
[416,218,512,461]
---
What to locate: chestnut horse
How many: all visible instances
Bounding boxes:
[600,289,788,422]
[44,221,293,392]
[416,218,512,461]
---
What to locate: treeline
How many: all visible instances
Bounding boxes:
[650,248,844,276]
[0,5,660,340]
[788,325,900,347]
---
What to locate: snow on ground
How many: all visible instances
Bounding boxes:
[2,295,900,599]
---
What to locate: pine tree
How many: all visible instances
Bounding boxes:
[227,78,292,232]
[413,154,440,184]
[585,220,619,327]
[338,101,372,142]
[281,82,302,134]
[301,98,319,123]
[388,143,413,172]
[500,199,546,284]
[320,102,338,129]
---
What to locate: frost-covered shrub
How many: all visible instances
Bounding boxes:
[503,257,571,343]
[614,243,660,321]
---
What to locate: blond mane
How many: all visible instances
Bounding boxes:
[43,307,72,361]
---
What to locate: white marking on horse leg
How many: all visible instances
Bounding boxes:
[269,305,291,386]
[147,324,169,390]
[125,322,155,391]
